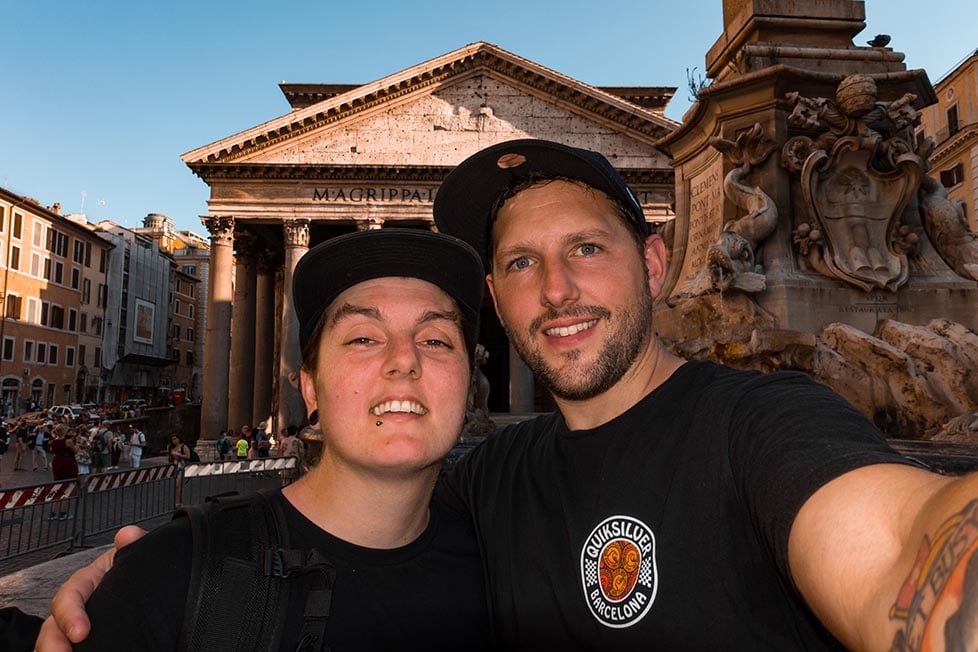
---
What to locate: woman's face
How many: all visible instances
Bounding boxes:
[301,277,471,476]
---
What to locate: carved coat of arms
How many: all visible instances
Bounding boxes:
[783,74,927,292]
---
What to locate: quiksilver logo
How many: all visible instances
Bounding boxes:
[580,515,657,628]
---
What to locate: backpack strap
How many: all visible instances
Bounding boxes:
[178,490,290,651]
[177,490,336,652]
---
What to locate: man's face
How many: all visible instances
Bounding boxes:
[487,180,656,401]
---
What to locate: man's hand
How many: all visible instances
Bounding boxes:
[35,525,146,651]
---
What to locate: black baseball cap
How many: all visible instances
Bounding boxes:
[433,138,649,265]
[292,228,484,357]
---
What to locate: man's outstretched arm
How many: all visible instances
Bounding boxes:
[789,463,978,651]
[35,525,146,651]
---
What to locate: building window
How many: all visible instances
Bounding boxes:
[71,267,80,289]
[5,294,22,319]
[48,344,58,365]
[175,299,181,316]
[172,324,180,340]
[94,346,100,368]
[12,212,23,239]
[99,250,106,273]
[187,327,194,342]
[94,316,103,336]
[941,164,965,189]
[182,264,196,276]
[68,308,77,332]
[48,229,68,257]
[51,305,65,329]
[23,340,33,362]
[0,205,4,231]
[189,304,194,319]
[9,246,20,270]
[80,312,88,333]
[36,342,46,364]
[40,301,49,326]
[43,257,51,280]
[85,241,92,267]
[78,344,86,367]
[948,105,960,136]
[54,261,64,284]
[30,253,40,277]
[66,347,75,367]
[186,351,194,366]
[73,240,84,264]
[2,337,14,361]
[26,297,37,323]
[32,221,43,247]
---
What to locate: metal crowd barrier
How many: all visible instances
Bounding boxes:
[0,457,301,563]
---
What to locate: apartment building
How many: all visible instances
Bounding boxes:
[919,48,978,231]
[0,188,112,413]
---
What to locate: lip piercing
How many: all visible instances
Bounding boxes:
[376,420,383,427]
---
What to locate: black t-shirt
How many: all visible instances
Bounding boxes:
[77,489,491,651]
[439,360,918,650]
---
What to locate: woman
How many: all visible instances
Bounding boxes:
[167,433,191,468]
[109,427,124,469]
[49,425,78,520]
[68,229,490,651]
[73,430,92,476]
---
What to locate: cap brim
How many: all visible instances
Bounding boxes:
[293,228,484,353]
[433,138,648,265]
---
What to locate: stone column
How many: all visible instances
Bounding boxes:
[252,250,276,428]
[227,231,257,431]
[508,344,535,413]
[201,216,234,438]
[277,219,309,433]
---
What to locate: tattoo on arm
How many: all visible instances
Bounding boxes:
[889,499,978,652]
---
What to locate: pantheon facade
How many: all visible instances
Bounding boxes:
[183,42,678,437]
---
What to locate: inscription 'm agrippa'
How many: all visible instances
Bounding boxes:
[312,187,434,202]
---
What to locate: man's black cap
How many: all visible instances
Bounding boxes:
[292,228,484,357]
[433,138,649,265]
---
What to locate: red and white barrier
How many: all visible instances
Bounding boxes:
[85,465,176,493]
[0,482,78,510]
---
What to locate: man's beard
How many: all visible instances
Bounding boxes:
[505,290,655,401]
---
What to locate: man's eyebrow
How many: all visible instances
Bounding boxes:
[419,309,462,328]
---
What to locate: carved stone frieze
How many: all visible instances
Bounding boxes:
[672,123,777,300]
[782,74,929,292]
[919,176,978,282]
[283,219,310,248]
[203,216,234,247]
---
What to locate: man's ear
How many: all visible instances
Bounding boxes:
[643,234,669,300]
[299,368,318,415]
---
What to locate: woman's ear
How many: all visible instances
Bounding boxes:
[299,368,318,416]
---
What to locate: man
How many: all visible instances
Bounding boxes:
[39,139,978,651]
[31,421,51,471]
[235,430,250,460]
[128,425,145,469]
[253,421,271,459]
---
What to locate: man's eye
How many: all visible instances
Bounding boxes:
[421,339,451,348]
[509,256,531,271]
[577,243,598,256]
[347,337,375,345]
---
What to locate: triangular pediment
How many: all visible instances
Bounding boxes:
[182,42,678,171]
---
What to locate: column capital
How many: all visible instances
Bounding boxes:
[233,230,260,259]
[283,219,310,248]
[356,217,385,231]
[203,216,235,247]
[255,249,279,274]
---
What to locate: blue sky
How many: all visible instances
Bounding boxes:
[2,0,975,234]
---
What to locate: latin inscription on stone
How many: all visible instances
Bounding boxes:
[679,155,724,284]
[312,187,435,202]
